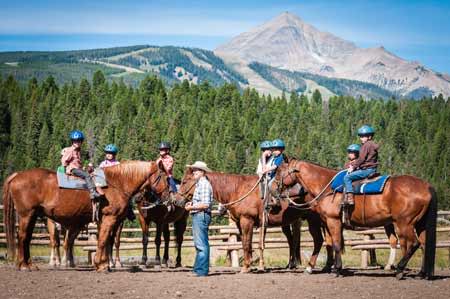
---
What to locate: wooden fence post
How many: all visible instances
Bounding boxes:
[228,217,239,268]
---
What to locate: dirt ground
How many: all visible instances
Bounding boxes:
[0,264,449,299]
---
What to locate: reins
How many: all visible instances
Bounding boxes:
[277,163,346,209]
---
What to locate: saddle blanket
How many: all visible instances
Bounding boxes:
[331,170,390,194]
[57,166,107,189]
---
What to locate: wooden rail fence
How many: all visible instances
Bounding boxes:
[1,205,449,268]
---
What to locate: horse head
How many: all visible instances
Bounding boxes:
[139,161,170,202]
[271,158,300,198]
[177,167,197,203]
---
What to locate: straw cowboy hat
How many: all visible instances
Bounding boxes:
[186,161,212,172]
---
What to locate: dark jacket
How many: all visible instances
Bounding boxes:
[352,140,379,170]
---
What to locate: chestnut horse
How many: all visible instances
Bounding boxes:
[178,168,332,273]
[272,159,437,279]
[3,161,169,271]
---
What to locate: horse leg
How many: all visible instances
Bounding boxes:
[18,214,38,270]
[327,218,344,277]
[162,223,170,267]
[395,224,421,280]
[154,223,162,269]
[17,212,38,270]
[138,213,149,265]
[305,215,324,274]
[292,219,302,267]
[258,224,267,271]
[281,224,295,269]
[239,217,254,273]
[384,224,397,270]
[113,221,124,268]
[94,215,117,272]
[174,217,187,268]
[47,219,61,267]
[65,227,81,268]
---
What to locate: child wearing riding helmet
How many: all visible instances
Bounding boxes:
[61,130,100,200]
[98,144,134,220]
[156,141,177,193]
[263,139,285,181]
[99,144,120,168]
[257,140,272,199]
[343,125,379,205]
[344,144,361,169]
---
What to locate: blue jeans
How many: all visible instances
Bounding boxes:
[192,212,211,276]
[344,168,376,193]
[168,176,178,193]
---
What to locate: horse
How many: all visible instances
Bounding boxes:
[3,160,170,271]
[129,203,189,268]
[272,159,437,279]
[178,168,332,273]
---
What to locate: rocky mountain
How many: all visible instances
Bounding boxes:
[215,12,450,98]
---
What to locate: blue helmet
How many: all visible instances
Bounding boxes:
[260,140,272,150]
[347,144,361,153]
[357,125,375,136]
[104,144,118,154]
[69,130,84,141]
[271,139,285,149]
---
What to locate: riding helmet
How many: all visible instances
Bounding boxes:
[357,125,375,136]
[159,141,171,150]
[104,144,119,154]
[271,139,285,149]
[69,130,84,141]
[347,144,361,153]
[260,140,272,150]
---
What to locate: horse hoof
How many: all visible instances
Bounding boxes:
[240,267,251,274]
[396,271,405,280]
[175,263,182,268]
[154,264,161,271]
[384,264,395,271]
[95,263,110,272]
[257,266,265,273]
[304,266,313,275]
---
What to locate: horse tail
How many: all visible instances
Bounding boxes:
[3,173,18,261]
[423,186,437,279]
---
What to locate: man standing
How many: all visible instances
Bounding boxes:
[184,161,213,277]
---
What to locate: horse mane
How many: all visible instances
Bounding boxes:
[104,160,154,182]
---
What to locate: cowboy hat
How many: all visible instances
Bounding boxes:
[186,161,212,172]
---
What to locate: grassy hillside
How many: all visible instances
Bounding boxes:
[249,62,396,99]
[0,45,248,87]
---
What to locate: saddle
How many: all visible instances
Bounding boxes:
[331,170,390,195]
[56,166,107,190]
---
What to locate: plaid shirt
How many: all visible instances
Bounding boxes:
[191,177,213,214]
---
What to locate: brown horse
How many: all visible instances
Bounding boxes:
[3,161,169,271]
[134,203,188,268]
[272,159,437,279]
[178,168,332,273]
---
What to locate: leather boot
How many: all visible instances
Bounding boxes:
[346,193,355,205]
[89,188,101,200]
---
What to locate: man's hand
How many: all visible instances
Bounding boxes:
[185,202,193,211]
[348,165,354,173]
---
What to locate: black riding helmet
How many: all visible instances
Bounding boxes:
[159,141,171,150]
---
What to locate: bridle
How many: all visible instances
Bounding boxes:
[176,179,197,200]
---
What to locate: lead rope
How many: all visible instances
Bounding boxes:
[286,170,347,208]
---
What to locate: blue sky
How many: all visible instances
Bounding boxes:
[0,0,449,73]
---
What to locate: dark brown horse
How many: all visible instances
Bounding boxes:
[134,203,188,268]
[178,168,331,273]
[3,161,169,271]
[272,159,437,279]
